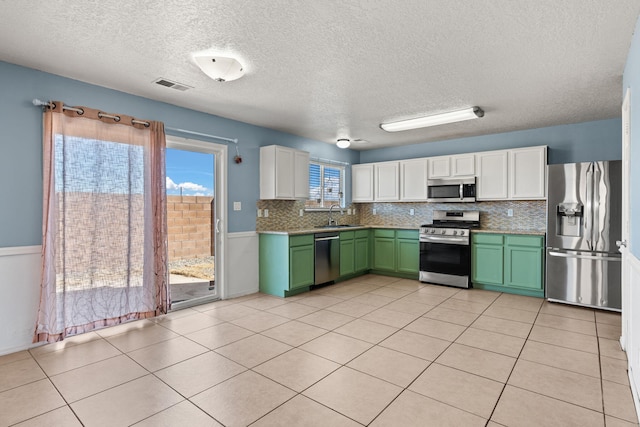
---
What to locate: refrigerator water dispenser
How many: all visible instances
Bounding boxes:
[556,203,583,237]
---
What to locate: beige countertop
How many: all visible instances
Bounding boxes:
[472,229,546,236]
[257,224,420,235]
[258,225,546,236]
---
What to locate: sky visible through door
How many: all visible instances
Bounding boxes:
[166,148,214,196]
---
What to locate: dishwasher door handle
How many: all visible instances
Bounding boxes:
[315,236,339,241]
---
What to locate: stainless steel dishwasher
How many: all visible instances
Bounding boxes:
[314,232,340,285]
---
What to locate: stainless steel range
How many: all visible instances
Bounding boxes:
[419,210,480,288]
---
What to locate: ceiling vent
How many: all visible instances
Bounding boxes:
[153,78,192,91]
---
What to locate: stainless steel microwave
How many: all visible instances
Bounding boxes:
[427,177,476,202]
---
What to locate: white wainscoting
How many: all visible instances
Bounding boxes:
[0,246,41,356]
[225,232,259,299]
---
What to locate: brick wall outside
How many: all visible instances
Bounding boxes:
[167,195,214,261]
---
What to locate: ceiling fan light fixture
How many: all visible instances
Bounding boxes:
[192,53,245,82]
[381,107,484,132]
[336,138,351,149]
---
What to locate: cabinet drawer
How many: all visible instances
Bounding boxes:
[374,229,395,238]
[355,229,370,239]
[472,233,503,245]
[396,229,418,240]
[340,231,355,240]
[505,235,544,248]
[290,234,314,247]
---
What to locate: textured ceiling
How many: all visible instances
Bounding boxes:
[1,1,638,150]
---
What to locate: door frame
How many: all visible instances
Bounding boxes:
[621,88,631,350]
[165,135,228,306]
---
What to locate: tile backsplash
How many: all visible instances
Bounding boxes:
[256,199,546,232]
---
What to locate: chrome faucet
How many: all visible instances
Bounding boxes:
[328,204,340,226]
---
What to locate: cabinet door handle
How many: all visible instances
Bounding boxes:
[215,219,221,233]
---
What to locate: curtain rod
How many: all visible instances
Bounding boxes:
[165,127,238,145]
[32,99,239,145]
[32,99,150,127]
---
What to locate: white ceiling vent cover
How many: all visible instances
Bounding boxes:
[192,54,245,82]
[153,78,192,91]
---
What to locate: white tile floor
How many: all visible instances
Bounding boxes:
[0,274,637,426]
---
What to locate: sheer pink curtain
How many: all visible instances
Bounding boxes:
[34,101,168,343]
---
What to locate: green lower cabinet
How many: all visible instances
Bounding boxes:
[354,237,370,272]
[471,233,544,298]
[373,237,396,272]
[504,236,544,292]
[472,236,504,285]
[289,245,315,290]
[371,229,419,279]
[397,238,419,274]
[340,238,355,276]
[259,233,314,297]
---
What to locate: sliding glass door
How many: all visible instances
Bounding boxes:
[166,136,226,309]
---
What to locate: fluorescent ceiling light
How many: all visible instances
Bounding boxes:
[380,107,484,132]
[336,138,351,149]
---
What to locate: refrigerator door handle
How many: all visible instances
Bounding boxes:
[592,163,601,248]
[585,163,594,250]
[548,250,621,262]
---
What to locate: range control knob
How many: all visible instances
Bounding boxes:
[452,230,458,236]
[441,230,446,235]
[459,230,465,236]
[430,229,436,234]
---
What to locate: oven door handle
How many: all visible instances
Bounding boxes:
[420,236,468,244]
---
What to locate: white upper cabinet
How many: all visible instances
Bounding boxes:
[451,154,475,176]
[509,146,547,199]
[476,150,509,200]
[352,164,375,202]
[260,145,309,200]
[293,150,310,199]
[400,158,428,201]
[476,146,547,201]
[427,156,450,178]
[428,154,475,178]
[374,161,400,201]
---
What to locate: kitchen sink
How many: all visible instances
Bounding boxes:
[315,224,360,229]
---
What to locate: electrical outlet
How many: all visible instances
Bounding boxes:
[257,209,262,218]
[264,209,269,218]
[299,209,304,217]
[347,208,352,215]
[507,209,514,217]
[233,201,241,211]
[373,208,377,215]
[409,208,415,216]
[353,208,357,215]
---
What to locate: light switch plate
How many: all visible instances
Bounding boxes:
[299,209,304,217]
[373,208,377,215]
[257,209,262,217]
[264,209,269,218]
[233,201,241,211]
[507,209,514,217]
[347,208,352,215]
[409,208,415,216]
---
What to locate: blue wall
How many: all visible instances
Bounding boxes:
[360,119,622,164]
[0,61,359,247]
[623,16,640,258]
[0,59,628,249]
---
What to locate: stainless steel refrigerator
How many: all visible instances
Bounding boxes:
[546,161,622,311]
